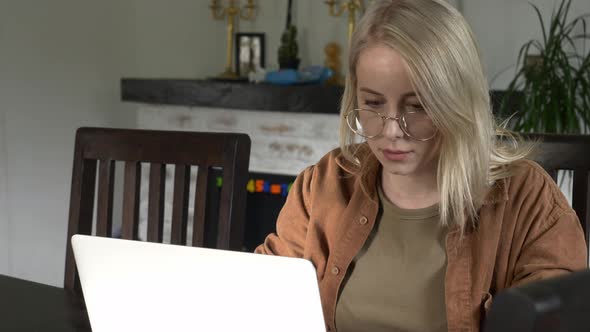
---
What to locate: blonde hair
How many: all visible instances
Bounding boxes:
[339,0,533,232]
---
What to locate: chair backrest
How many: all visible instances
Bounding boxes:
[524,133,590,246]
[64,127,251,291]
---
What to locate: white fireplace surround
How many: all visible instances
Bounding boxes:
[136,104,341,176]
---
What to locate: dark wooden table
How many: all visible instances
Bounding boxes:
[0,274,91,331]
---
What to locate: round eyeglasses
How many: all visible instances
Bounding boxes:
[345,108,437,141]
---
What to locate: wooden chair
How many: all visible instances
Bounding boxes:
[525,133,590,246]
[63,127,251,292]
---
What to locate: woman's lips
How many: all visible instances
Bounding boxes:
[382,149,412,161]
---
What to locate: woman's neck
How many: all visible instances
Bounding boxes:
[380,169,439,209]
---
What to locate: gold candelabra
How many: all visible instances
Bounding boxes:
[325,0,365,45]
[210,0,256,79]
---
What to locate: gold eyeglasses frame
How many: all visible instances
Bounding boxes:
[345,108,437,142]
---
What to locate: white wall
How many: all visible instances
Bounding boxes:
[0,0,138,285]
[465,0,590,89]
[131,0,225,78]
[0,102,9,276]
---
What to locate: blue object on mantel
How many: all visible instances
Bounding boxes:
[265,66,333,86]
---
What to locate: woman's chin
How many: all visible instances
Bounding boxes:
[381,163,416,177]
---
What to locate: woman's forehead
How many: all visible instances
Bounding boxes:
[356,45,416,98]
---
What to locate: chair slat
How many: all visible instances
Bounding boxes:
[170,165,190,245]
[96,159,115,237]
[585,171,590,247]
[548,169,559,183]
[192,166,209,247]
[76,159,99,236]
[572,169,590,245]
[217,167,233,250]
[121,161,141,240]
[147,163,166,243]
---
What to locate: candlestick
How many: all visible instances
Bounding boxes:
[325,0,364,45]
[209,0,257,79]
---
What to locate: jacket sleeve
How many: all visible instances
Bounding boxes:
[254,165,315,258]
[511,208,588,287]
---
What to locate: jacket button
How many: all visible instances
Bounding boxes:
[331,266,340,275]
[359,216,368,225]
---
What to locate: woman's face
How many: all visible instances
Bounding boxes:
[355,44,440,178]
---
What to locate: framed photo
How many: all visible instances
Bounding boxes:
[235,33,266,77]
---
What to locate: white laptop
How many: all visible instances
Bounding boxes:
[71,234,326,332]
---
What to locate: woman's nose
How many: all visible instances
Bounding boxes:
[381,112,405,139]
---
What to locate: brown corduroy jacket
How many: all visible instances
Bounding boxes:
[255,146,587,332]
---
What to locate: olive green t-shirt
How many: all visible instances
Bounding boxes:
[335,185,448,332]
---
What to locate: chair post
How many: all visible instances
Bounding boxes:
[121,161,141,240]
[64,131,97,291]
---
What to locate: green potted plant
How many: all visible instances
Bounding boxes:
[499,0,590,134]
[278,24,300,70]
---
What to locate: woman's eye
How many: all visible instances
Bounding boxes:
[364,100,382,107]
[406,104,425,112]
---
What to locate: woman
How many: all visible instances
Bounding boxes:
[256,0,587,331]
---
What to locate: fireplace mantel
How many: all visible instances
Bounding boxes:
[121,79,344,114]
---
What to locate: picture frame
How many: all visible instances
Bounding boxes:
[235,32,266,77]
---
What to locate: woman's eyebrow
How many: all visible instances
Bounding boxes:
[359,87,384,96]
[359,88,418,100]
[401,92,417,99]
